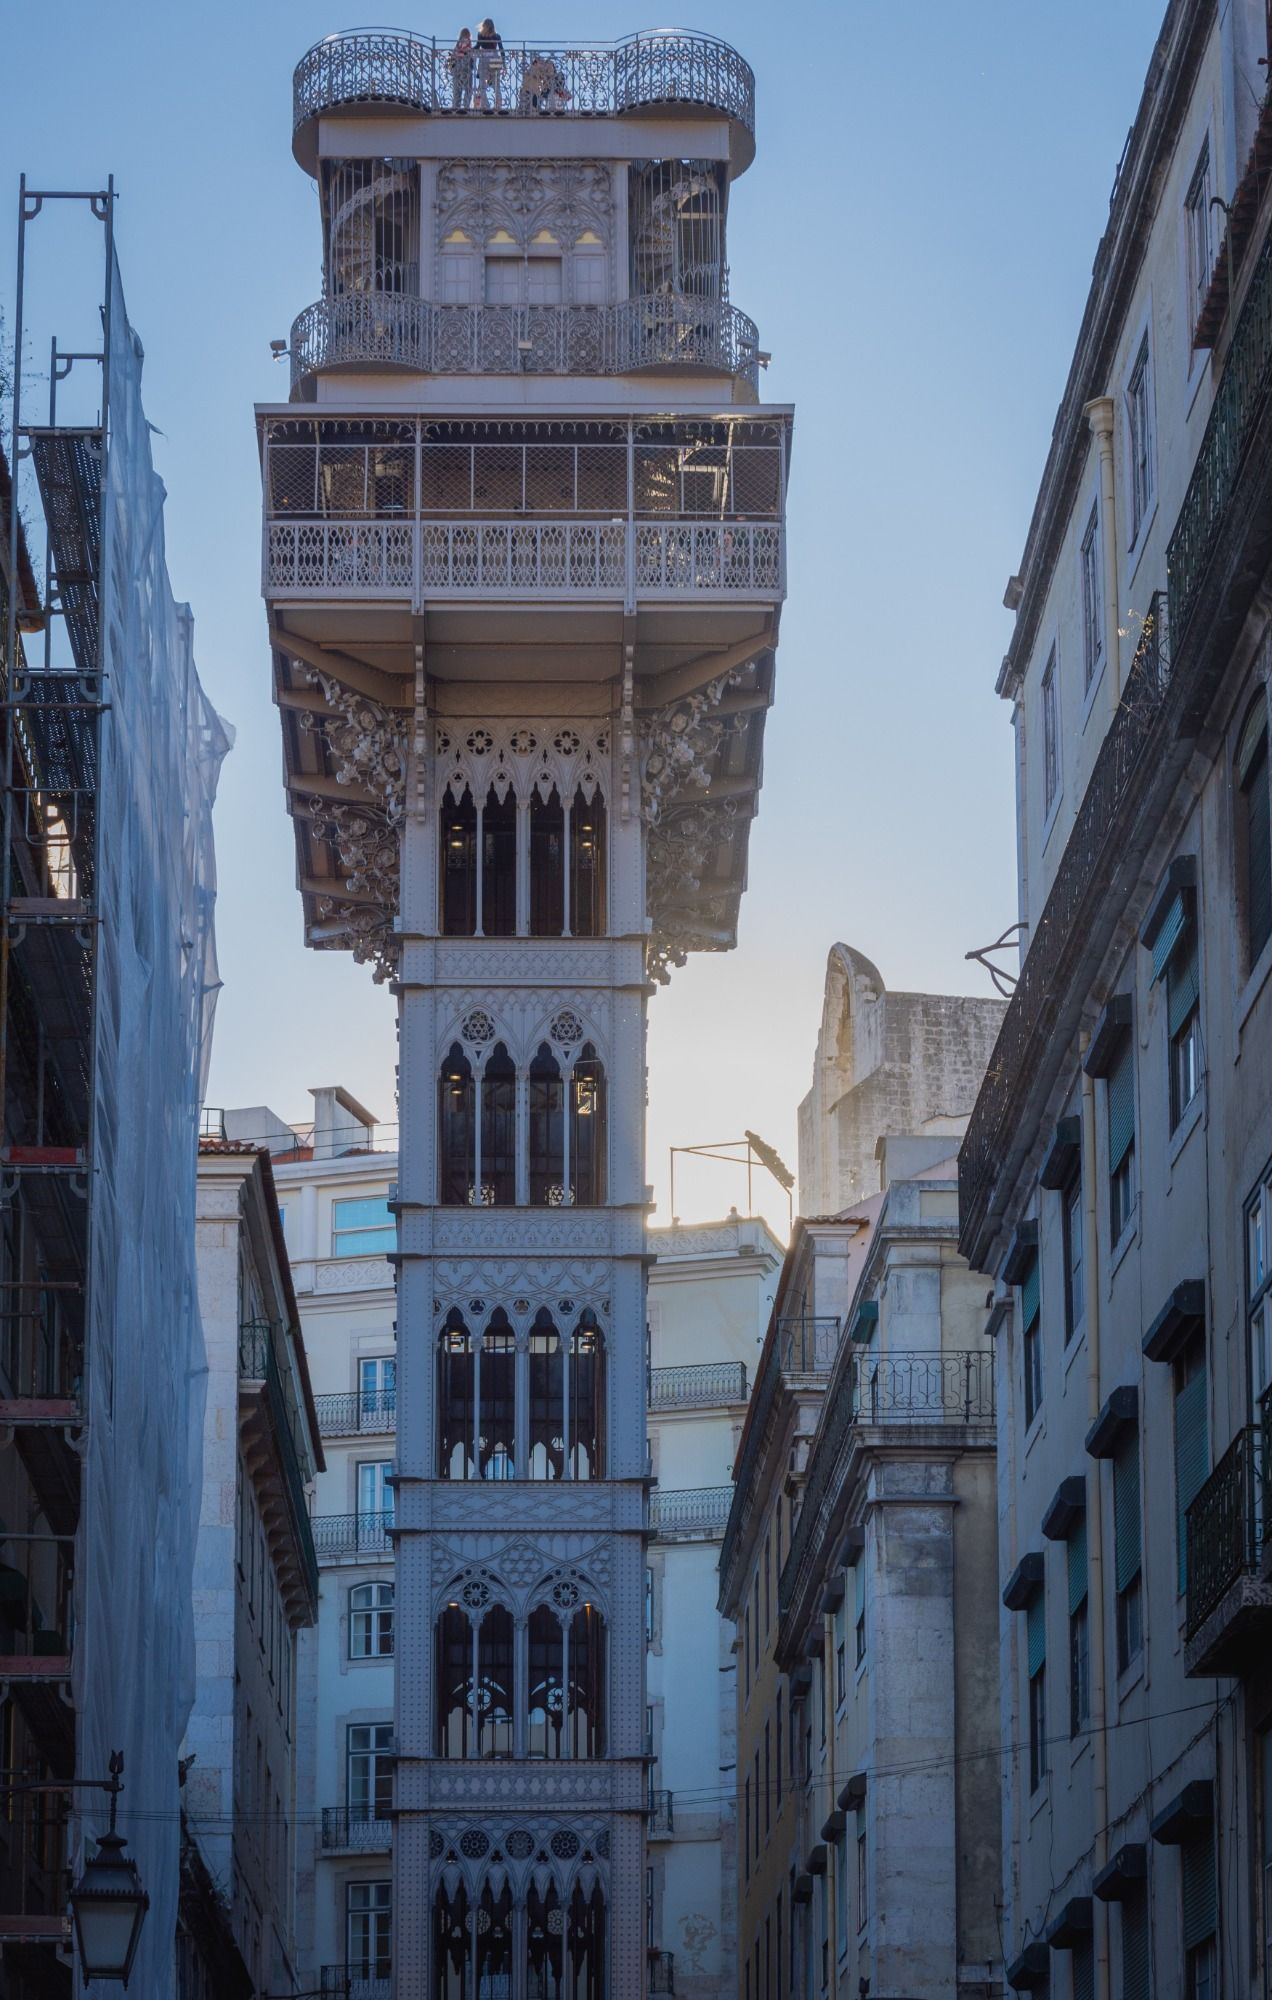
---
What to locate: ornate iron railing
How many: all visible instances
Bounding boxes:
[649,1361,747,1408]
[1168,224,1272,640]
[647,1788,674,1838]
[778,1349,995,1625]
[239,1321,320,1605]
[265,517,783,602]
[314,1390,397,1437]
[958,601,1170,1260]
[289,293,761,391]
[312,1509,394,1558]
[647,1949,676,1996]
[1185,1424,1264,1638]
[293,29,755,142]
[320,1970,391,2000]
[721,1316,841,1591]
[320,1806,392,1852]
[648,1485,733,1535]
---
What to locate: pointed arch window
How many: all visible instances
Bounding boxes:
[570,787,605,936]
[566,1877,608,2000]
[529,1046,565,1204]
[441,790,478,935]
[568,1312,604,1480]
[477,1605,515,1756]
[437,1602,476,1756]
[438,1045,475,1205]
[528,1311,565,1480]
[479,1310,516,1480]
[481,1044,517,1205]
[570,1045,607,1205]
[528,1880,565,1998]
[527,1604,566,1760]
[477,1875,515,1993]
[565,1604,606,1758]
[438,1312,476,1480]
[435,1599,515,1758]
[433,1874,470,2000]
[530,787,566,935]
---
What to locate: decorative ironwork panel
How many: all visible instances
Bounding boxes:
[1185,1423,1263,1637]
[648,1485,733,1534]
[315,1390,398,1437]
[312,1509,395,1559]
[649,1361,747,1408]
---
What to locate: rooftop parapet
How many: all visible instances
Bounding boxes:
[292,26,757,174]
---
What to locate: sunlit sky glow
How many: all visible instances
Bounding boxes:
[0,0,1165,1241]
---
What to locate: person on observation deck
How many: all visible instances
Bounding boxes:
[446,27,474,109]
[473,17,505,111]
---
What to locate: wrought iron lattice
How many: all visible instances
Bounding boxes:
[287,292,761,390]
[1184,1419,1265,1638]
[293,29,756,139]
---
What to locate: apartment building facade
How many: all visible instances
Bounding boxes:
[959,2,1272,1992]
[258,25,789,1994]
[645,1215,783,2000]
[187,1142,323,1996]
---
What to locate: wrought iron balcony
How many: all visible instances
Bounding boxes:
[1184,1411,1272,1675]
[289,292,761,393]
[648,1485,733,1537]
[320,1805,392,1853]
[312,1509,395,1560]
[320,1969,391,2000]
[293,28,756,153]
[649,1361,747,1409]
[778,1315,841,1376]
[647,1788,674,1839]
[721,1316,842,1591]
[958,601,1171,1263]
[314,1391,397,1438]
[647,1949,676,1996]
[1168,224,1272,639]
[778,1349,995,1627]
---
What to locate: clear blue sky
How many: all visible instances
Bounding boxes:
[0,0,1164,1235]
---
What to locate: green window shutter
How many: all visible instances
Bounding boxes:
[1150,892,1187,981]
[1072,1935,1095,2000]
[1174,1365,1209,1595]
[1181,1831,1217,1951]
[1121,1889,1150,2000]
[1026,1589,1046,1677]
[1067,1515,1088,1615]
[1021,1253,1040,1331]
[1113,1431,1142,1592]
[1107,1037,1136,1173]
[1167,927,1200,1039]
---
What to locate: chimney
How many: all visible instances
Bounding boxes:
[309,1085,378,1160]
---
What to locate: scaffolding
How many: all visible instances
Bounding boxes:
[1,178,230,1996]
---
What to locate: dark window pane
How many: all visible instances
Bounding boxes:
[441,790,478,935]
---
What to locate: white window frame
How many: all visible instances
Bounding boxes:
[1123,325,1157,561]
[1183,137,1215,339]
[1041,645,1061,833]
[1079,500,1103,696]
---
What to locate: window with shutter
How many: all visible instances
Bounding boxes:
[1238,700,1272,971]
[1072,1935,1095,2000]
[1107,1038,1135,1172]
[1026,1591,1046,1676]
[1067,1514,1090,1734]
[1120,1888,1151,2000]
[1173,1336,1209,1595]
[1114,1429,1143,1671]
[1181,1828,1217,1954]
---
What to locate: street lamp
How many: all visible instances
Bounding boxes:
[68,1753,149,1985]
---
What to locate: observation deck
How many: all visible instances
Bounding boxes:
[292,27,756,175]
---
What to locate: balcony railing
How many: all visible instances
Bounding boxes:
[312,1510,394,1559]
[648,1485,733,1536]
[1185,1423,1264,1639]
[958,600,1170,1260]
[240,1321,320,1606]
[649,1361,747,1409]
[290,292,761,391]
[320,1970,391,2000]
[265,516,783,603]
[293,28,756,144]
[778,1349,995,1625]
[648,1949,676,1996]
[1168,224,1272,638]
[320,1806,392,1853]
[314,1391,397,1438]
[721,1315,842,1589]
[647,1788,674,1838]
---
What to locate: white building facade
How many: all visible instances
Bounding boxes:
[258,30,789,1997]
[645,1216,783,2000]
[959,3,1272,1994]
